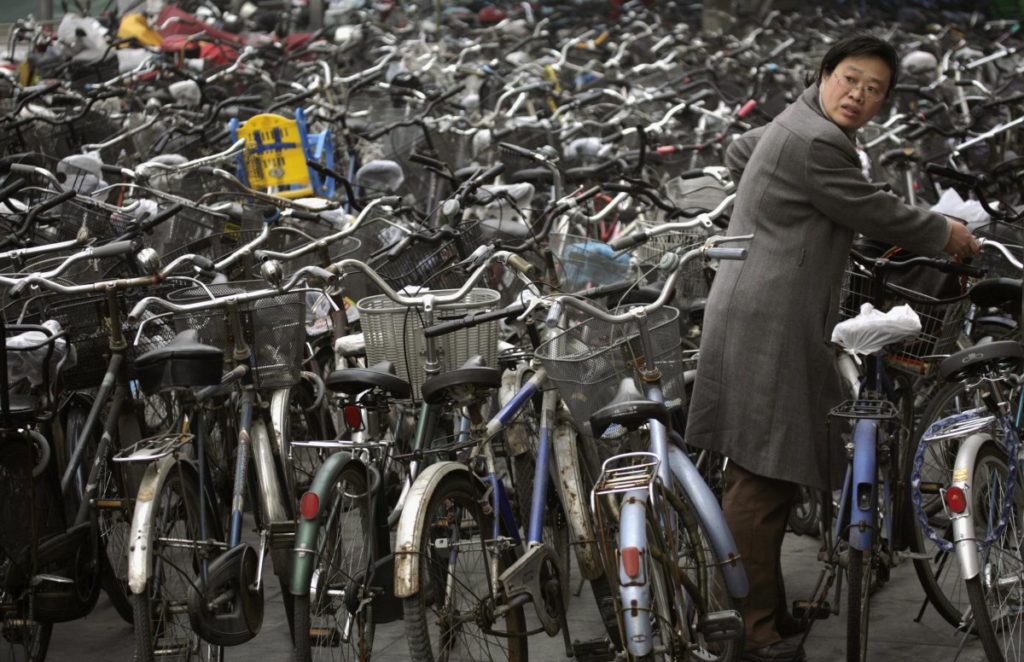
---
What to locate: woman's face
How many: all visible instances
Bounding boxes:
[819,54,891,131]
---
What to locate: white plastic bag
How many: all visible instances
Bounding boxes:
[830,303,921,357]
[930,187,990,228]
[6,320,72,390]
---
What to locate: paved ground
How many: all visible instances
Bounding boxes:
[52,529,989,661]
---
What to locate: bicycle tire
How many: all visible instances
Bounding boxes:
[64,403,134,623]
[908,380,989,627]
[402,473,528,661]
[655,478,744,662]
[293,464,376,662]
[963,442,1023,662]
[846,547,873,662]
[132,466,224,662]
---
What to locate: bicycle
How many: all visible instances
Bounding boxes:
[124,264,336,661]
[797,248,983,662]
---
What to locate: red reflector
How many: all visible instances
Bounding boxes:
[622,547,641,578]
[300,492,320,520]
[945,486,968,514]
[343,404,362,430]
[656,145,677,155]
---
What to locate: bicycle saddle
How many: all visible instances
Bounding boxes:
[134,329,224,395]
[938,339,1024,383]
[325,360,411,399]
[420,355,501,405]
[589,377,669,437]
[970,277,1022,317]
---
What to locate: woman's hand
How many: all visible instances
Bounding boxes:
[943,217,980,260]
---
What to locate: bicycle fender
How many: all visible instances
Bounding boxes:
[552,419,604,580]
[289,451,357,597]
[849,419,878,552]
[394,462,479,599]
[127,456,202,595]
[667,446,749,598]
[950,432,993,581]
[618,489,654,658]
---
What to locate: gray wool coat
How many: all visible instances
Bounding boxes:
[684,84,951,492]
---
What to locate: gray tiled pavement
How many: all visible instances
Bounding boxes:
[52,530,990,661]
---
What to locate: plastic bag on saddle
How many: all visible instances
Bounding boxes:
[6,320,73,392]
[830,303,921,358]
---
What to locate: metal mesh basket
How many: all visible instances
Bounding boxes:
[167,281,307,389]
[358,288,501,400]
[549,233,635,292]
[374,221,481,290]
[630,221,713,301]
[839,262,969,375]
[974,221,1024,278]
[39,295,113,390]
[535,306,685,437]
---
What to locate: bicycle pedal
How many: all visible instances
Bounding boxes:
[571,638,616,662]
[792,600,831,620]
[698,609,743,642]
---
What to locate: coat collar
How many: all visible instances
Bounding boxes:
[800,83,857,142]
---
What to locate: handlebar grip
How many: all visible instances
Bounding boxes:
[0,176,26,200]
[545,301,563,328]
[905,125,930,141]
[191,255,216,271]
[409,152,447,170]
[423,302,528,339]
[924,163,980,186]
[705,247,748,260]
[678,168,708,179]
[9,280,29,299]
[139,203,183,232]
[921,102,948,118]
[386,235,412,260]
[737,99,757,118]
[377,195,402,207]
[498,142,539,159]
[476,162,506,183]
[288,208,321,222]
[608,231,647,251]
[196,166,218,177]
[506,254,537,278]
[34,190,76,214]
[89,240,138,259]
[100,163,129,177]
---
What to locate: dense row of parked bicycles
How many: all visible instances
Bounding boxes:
[2,1,1024,661]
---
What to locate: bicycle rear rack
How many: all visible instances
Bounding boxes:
[829,399,899,421]
[592,452,661,497]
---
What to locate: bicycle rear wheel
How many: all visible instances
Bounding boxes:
[909,380,996,627]
[133,466,224,662]
[0,598,51,662]
[293,463,376,662]
[402,473,528,661]
[964,442,1024,662]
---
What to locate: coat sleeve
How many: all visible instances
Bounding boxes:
[724,125,768,182]
[805,136,950,255]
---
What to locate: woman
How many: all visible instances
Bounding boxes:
[684,34,978,662]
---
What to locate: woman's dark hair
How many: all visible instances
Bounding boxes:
[815,35,899,96]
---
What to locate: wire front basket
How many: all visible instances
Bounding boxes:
[839,262,969,375]
[358,288,501,400]
[168,281,307,389]
[374,221,480,291]
[535,306,685,438]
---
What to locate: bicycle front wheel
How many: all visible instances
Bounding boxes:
[294,463,376,662]
[403,474,528,661]
[133,466,224,662]
[964,442,1024,662]
[846,547,874,662]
